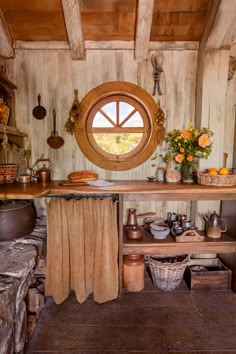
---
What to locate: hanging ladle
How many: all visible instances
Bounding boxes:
[47,109,64,149]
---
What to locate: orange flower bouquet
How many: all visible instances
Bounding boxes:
[165,124,213,182]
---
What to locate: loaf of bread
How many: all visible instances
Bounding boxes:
[67,170,98,183]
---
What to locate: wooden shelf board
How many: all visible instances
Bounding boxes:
[1,180,236,200]
[0,124,27,148]
[0,76,17,90]
[123,228,236,255]
[0,124,27,137]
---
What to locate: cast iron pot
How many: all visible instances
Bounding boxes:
[0,200,36,241]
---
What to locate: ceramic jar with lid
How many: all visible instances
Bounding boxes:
[123,255,144,292]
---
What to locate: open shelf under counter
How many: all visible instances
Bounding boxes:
[123,227,236,256]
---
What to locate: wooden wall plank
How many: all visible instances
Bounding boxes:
[193,49,230,228]
[224,45,236,169]
[9,48,198,218]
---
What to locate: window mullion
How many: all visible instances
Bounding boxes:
[116,101,119,126]
[100,109,116,127]
[119,108,137,127]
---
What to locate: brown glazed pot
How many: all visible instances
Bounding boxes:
[0,200,36,241]
[126,225,143,240]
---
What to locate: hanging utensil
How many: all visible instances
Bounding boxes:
[223,152,228,167]
[32,94,47,120]
[47,109,64,149]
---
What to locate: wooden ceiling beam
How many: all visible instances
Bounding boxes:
[135,0,154,61]
[206,0,236,49]
[195,0,221,129]
[199,0,221,52]
[14,40,199,51]
[61,0,85,60]
[0,9,14,58]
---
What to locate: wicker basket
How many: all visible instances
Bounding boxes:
[0,164,18,183]
[145,254,189,291]
[197,171,236,187]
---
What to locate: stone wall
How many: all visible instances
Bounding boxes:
[0,216,46,354]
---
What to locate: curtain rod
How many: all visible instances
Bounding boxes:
[45,194,118,201]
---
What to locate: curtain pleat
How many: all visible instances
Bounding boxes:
[45,199,70,304]
[45,198,118,304]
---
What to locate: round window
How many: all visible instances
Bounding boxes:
[74,82,164,171]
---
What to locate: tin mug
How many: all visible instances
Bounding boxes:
[171,226,183,235]
[182,219,195,230]
[172,221,181,228]
[167,212,178,225]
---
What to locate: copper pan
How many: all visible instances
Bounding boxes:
[47,109,64,149]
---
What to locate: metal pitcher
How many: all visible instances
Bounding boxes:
[127,208,137,226]
[202,211,227,239]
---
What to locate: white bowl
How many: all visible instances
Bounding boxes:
[150,226,170,240]
[150,222,167,231]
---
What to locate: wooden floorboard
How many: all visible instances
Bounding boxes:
[26,275,236,353]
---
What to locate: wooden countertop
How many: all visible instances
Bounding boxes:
[0,180,236,200]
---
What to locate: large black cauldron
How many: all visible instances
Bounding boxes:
[0,200,36,241]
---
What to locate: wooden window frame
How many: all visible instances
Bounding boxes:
[74,81,164,171]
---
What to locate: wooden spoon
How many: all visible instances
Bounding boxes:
[223,152,228,167]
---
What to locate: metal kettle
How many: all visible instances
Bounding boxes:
[203,211,227,239]
[37,164,51,183]
[32,155,52,183]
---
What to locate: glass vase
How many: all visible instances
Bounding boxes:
[181,159,198,183]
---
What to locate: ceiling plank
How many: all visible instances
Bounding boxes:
[61,0,85,60]
[206,0,236,49]
[135,0,154,61]
[0,8,14,58]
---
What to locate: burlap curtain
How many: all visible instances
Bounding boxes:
[45,198,118,304]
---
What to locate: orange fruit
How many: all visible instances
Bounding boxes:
[208,168,218,175]
[218,167,229,175]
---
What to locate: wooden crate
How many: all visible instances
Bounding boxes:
[184,258,232,291]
